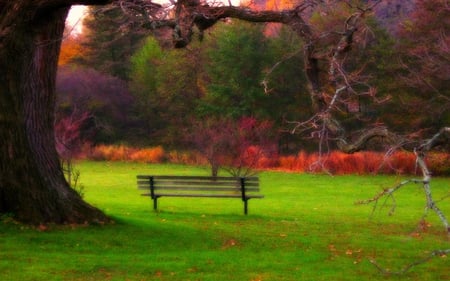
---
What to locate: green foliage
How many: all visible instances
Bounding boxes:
[130,37,203,147]
[76,7,146,80]
[128,21,310,148]
[0,161,448,280]
[130,37,163,125]
[129,37,167,145]
[130,37,164,89]
[264,26,311,123]
[198,21,271,119]
[123,2,448,151]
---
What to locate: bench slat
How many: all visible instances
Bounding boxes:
[154,186,260,192]
[141,193,264,198]
[137,185,261,193]
[137,175,259,181]
[154,186,239,192]
[154,180,239,187]
[139,181,259,187]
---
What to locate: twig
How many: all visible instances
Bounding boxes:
[370,249,450,275]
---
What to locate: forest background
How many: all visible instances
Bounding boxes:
[56,0,450,175]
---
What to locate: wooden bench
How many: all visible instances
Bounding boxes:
[137,175,263,214]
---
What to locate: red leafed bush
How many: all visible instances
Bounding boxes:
[55,111,93,160]
[276,150,448,175]
[382,151,416,174]
[279,155,298,171]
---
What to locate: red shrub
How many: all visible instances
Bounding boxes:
[81,144,448,176]
[129,146,165,163]
[361,151,384,174]
[279,155,298,171]
[274,150,447,175]
[385,151,417,175]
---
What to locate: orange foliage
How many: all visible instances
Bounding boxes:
[266,0,293,10]
[244,0,292,10]
[88,145,166,163]
[89,144,131,161]
[245,0,293,37]
[129,146,165,163]
[59,36,84,65]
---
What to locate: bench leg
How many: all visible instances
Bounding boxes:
[153,197,158,211]
[244,199,248,215]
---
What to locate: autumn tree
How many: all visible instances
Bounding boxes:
[188,117,277,177]
[59,35,85,65]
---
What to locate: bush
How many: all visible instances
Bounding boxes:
[277,150,448,175]
[129,146,165,163]
[88,144,131,161]
[88,145,164,163]
[81,144,449,175]
[427,152,450,176]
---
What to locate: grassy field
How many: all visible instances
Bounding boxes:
[0,161,449,281]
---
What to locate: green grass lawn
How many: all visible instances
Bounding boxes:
[0,161,449,281]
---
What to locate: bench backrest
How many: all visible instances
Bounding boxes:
[137,175,260,199]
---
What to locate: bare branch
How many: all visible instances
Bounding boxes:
[418,127,450,152]
[370,249,450,275]
[355,179,424,206]
[261,49,302,94]
[336,126,399,154]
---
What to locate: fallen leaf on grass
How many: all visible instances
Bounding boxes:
[38,224,48,232]
[187,267,198,273]
[222,239,238,249]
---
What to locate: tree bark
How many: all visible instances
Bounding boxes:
[0,1,110,224]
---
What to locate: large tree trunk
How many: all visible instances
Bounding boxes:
[0,2,110,224]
